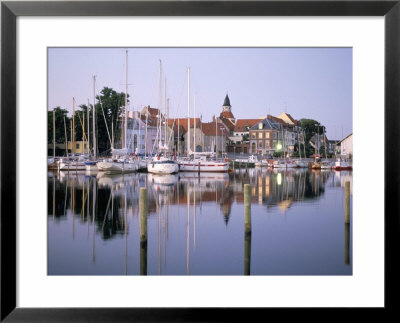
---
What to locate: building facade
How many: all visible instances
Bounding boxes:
[337,133,353,159]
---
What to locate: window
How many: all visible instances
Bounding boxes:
[76,143,80,149]
[258,132,263,139]
[251,133,255,139]
[265,141,270,148]
[265,132,270,139]
[272,132,277,139]
[258,141,263,148]
[258,123,263,130]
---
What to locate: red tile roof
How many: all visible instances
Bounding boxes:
[201,122,226,136]
[234,119,260,132]
[220,118,235,131]
[220,111,235,119]
[167,118,200,133]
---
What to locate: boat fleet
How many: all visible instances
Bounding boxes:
[48,52,351,176]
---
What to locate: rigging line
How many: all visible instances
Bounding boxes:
[98,96,113,147]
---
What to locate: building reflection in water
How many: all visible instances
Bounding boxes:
[48,168,352,275]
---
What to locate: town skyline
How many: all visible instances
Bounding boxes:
[48,47,352,140]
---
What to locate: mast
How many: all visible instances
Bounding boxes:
[124,50,128,150]
[53,109,56,158]
[138,111,142,155]
[82,110,85,154]
[145,110,148,157]
[87,99,90,156]
[158,60,162,150]
[317,125,320,157]
[63,116,68,157]
[323,127,327,159]
[193,92,196,152]
[111,119,114,152]
[187,67,190,156]
[70,121,72,156]
[92,75,97,159]
[178,118,180,155]
[72,98,75,154]
[215,116,217,154]
[167,98,170,151]
[164,77,167,150]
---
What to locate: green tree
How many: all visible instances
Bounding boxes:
[300,118,326,157]
[95,87,128,154]
[48,107,70,144]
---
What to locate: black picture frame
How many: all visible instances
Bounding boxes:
[1,0,399,321]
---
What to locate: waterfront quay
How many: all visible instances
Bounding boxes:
[48,167,352,275]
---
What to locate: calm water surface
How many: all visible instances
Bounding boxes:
[48,168,352,275]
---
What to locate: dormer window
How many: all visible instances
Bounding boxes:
[258,123,263,130]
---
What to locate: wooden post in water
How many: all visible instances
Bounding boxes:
[139,187,148,275]
[345,181,350,224]
[244,184,252,275]
[345,223,350,265]
[344,181,350,265]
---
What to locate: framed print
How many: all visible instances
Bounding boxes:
[1,0,399,321]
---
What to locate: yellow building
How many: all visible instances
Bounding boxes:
[67,141,88,154]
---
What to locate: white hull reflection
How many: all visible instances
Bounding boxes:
[178,171,229,183]
[148,173,178,186]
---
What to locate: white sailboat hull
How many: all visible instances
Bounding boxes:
[59,162,87,171]
[97,160,138,174]
[147,156,179,174]
[147,162,179,174]
[178,160,229,172]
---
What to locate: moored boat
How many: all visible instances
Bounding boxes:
[333,158,352,170]
[97,156,138,174]
[179,152,229,172]
[147,155,179,174]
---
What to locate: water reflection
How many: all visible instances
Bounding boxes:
[48,168,352,275]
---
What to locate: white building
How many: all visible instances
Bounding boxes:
[337,133,353,159]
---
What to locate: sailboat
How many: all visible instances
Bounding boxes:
[333,157,352,170]
[85,78,100,173]
[147,60,179,175]
[59,98,89,171]
[272,126,296,169]
[177,67,229,173]
[294,129,308,168]
[97,50,138,174]
[320,128,332,169]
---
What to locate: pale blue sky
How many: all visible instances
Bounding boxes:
[48,47,352,140]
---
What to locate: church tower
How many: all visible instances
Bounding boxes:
[222,93,232,112]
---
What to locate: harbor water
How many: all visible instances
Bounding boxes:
[48,168,352,275]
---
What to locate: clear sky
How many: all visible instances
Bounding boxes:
[48,47,352,140]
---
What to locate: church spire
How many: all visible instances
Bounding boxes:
[223,93,231,108]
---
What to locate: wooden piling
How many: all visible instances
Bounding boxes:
[140,187,148,275]
[345,223,350,265]
[244,183,251,275]
[345,181,350,224]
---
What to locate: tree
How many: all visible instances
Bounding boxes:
[95,87,128,154]
[48,107,70,144]
[300,118,326,157]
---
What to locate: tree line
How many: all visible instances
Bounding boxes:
[48,87,128,155]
